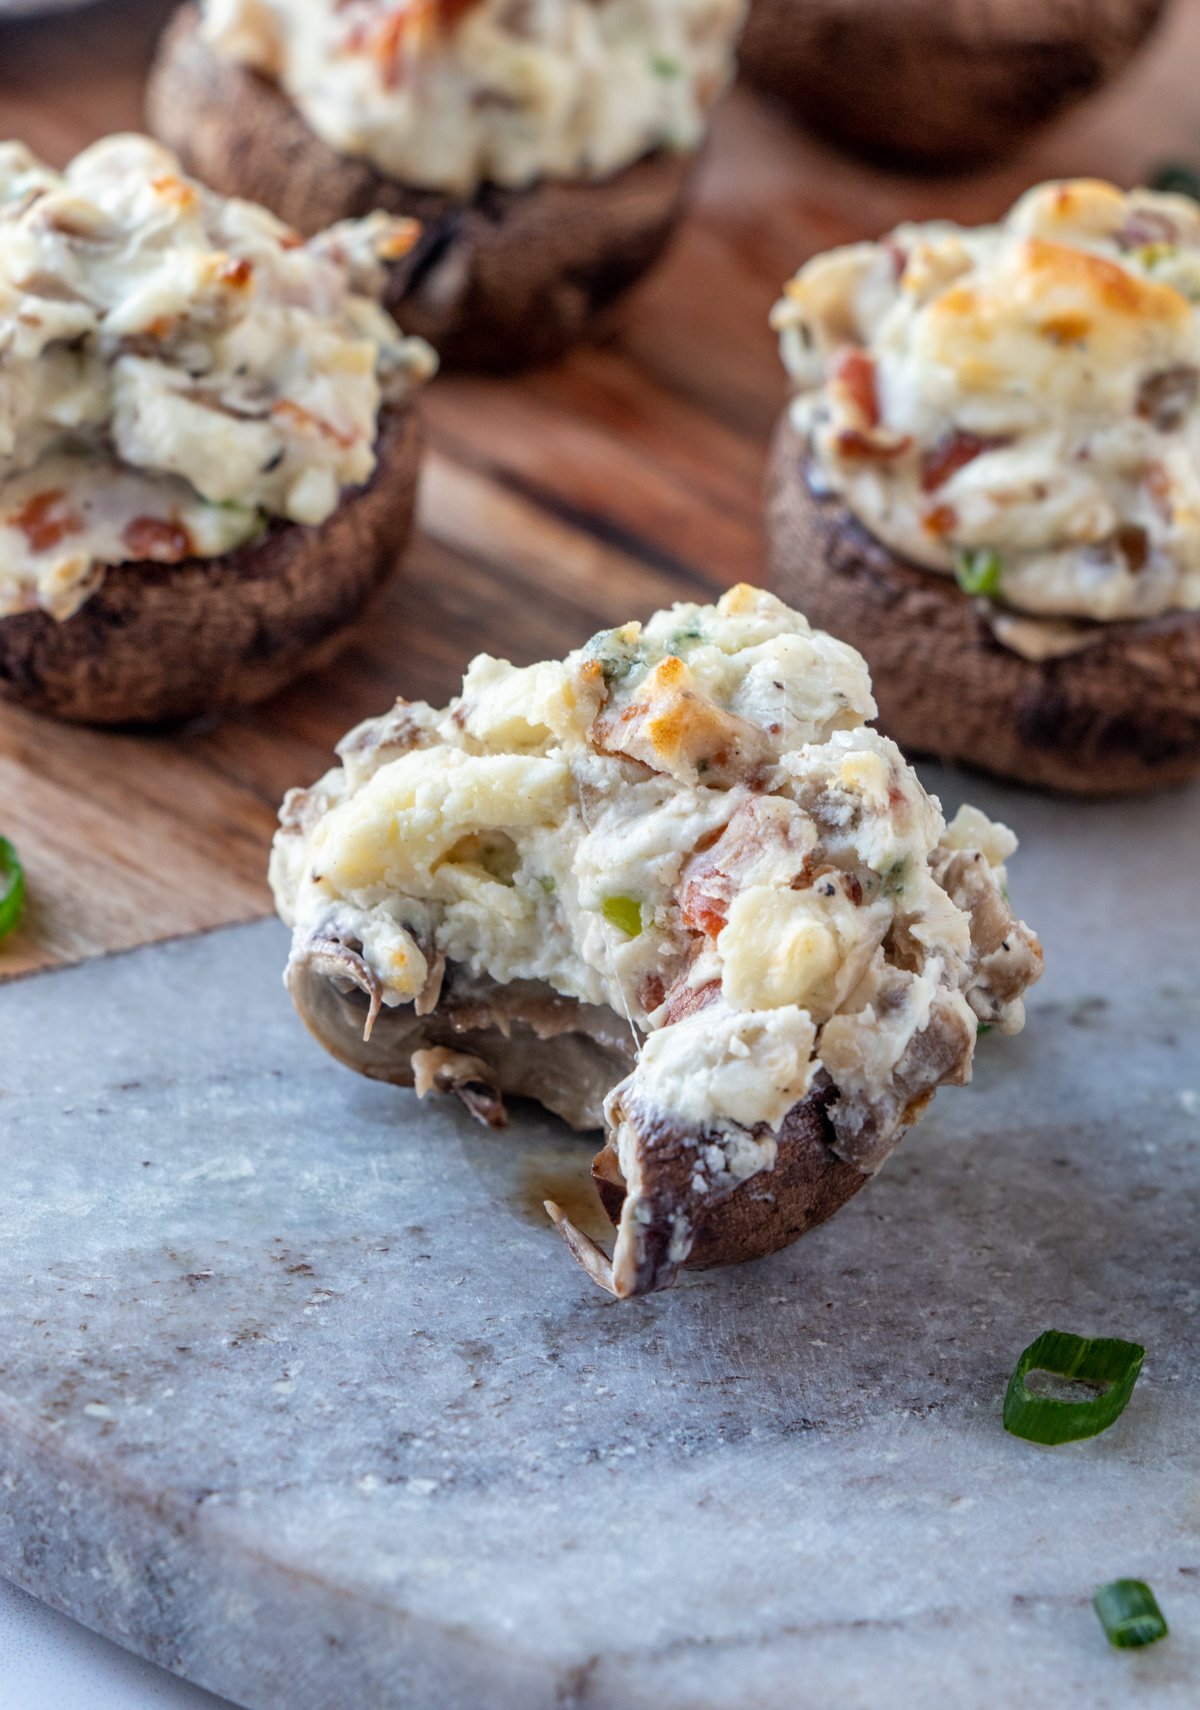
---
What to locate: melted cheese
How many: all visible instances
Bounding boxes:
[0,134,434,620]
[203,0,745,197]
[773,177,1200,624]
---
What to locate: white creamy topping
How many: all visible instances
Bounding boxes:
[202,0,744,196]
[0,134,434,620]
[773,178,1200,624]
[272,586,1041,1162]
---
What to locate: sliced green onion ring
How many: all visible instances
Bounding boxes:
[0,838,25,941]
[954,546,1003,597]
[1093,1580,1168,1649]
[1003,1330,1144,1444]
[601,895,643,938]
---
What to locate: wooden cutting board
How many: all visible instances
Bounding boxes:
[3,0,1200,980]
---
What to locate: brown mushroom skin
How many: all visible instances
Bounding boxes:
[146,7,695,371]
[0,404,420,726]
[579,1081,867,1297]
[738,0,1165,168]
[766,413,1200,796]
[287,952,869,1297]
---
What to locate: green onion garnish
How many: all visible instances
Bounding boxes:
[1093,1580,1168,1649]
[1150,163,1200,201]
[601,895,643,937]
[1003,1330,1144,1445]
[0,837,25,941]
[954,547,1003,597]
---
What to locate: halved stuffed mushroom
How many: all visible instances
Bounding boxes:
[271,586,1042,1297]
[0,135,434,725]
[769,179,1200,794]
[147,0,745,369]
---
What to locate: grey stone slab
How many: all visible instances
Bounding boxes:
[0,764,1197,1709]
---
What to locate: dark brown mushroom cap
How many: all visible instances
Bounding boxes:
[287,948,869,1297]
[738,0,1165,168]
[554,1081,866,1298]
[766,413,1200,796]
[0,403,420,726]
[147,6,695,370]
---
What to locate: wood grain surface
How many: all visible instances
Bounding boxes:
[2,0,1199,979]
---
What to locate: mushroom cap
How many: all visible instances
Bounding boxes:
[0,403,420,726]
[287,950,869,1297]
[766,412,1200,796]
[147,5,695,370]
[739,0,1166,168]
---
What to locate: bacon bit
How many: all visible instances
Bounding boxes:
[280,231,304,251]
[272,397,358,449]
[679,882,728,940]
[920,430,1006,493]
[122,516,194,562]
[1115,522,1150,573]
[662,977,721,1027]
[637,973,666,1013]
[440,0,482,26]
[218,256,254,288]
[13,489,83,553]
[145,314,178,340]
[835,428,913,461]
[832,348,879,427]
[922,502,958,538]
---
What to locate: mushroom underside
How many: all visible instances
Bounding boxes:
[738,0,1166,167]
[147,6,695,370]
[0,404,421,726]
[766,414,1200,796]
[287,955,868,1296]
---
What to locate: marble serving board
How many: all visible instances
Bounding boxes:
[0,765,1198,1710]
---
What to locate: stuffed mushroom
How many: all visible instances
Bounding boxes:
[146,0,745,370]
[768,178,1200,795]
[270,585,1042,1297]
[738,0,1164,169]
[0,135,434,726]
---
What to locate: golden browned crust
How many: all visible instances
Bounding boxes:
[766,413,1200,795]
[286,952,868,1297]
[146,6,695,370]
[0,404,420,727]
[738,0,1165,168]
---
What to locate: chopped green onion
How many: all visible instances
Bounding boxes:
[1150,163,1200,200]
[652,55,682,77]
[0,837,25,941]
[1003,1330,1144,1445]
[537,874,556,895]
[601,895,642,938]
[976,1021,991,1036]
[954,547,1003,597]
[1093,1580,1168,1649]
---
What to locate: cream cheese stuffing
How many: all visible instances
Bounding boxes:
[201,0,745,196]
[272,587,1043,1285]
[773,179,1200,634]
[0,134,434,621]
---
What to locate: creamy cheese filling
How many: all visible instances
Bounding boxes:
[0,134,435,621]
[201,0,745,196]
[773,178,1200,625]
[272,586,1041,1170]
